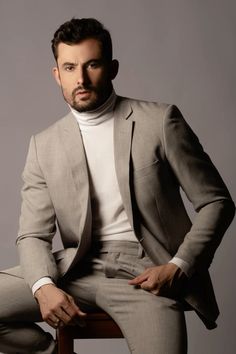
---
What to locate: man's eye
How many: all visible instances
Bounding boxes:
[65,66,75,71]
[87,62,99,69]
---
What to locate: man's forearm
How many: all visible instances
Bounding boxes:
[17,135,58,287]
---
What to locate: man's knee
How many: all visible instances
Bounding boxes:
[0,269,40,322]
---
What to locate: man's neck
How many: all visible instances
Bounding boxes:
[70,89,117,127]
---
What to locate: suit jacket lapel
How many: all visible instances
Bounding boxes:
[113,97,134,229]
[58,112,92,246]
[59,97,135,240]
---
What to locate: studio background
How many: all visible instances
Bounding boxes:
[0,1,235,353]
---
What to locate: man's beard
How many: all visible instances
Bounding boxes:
[62,85,112,113]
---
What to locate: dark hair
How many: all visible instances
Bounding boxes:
[51,18,113,61]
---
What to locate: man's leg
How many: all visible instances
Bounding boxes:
[97,276,187,354]
[62,241,187,354]
[0,267,56,354]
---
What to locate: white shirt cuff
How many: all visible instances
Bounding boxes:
[32,277,54,296]
[169,257,193,278]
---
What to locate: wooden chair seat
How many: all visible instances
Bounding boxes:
[56,312,123,354]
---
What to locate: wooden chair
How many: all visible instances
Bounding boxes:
[56,312,123,354]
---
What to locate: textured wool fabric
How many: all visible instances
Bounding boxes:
[0,241,187,354]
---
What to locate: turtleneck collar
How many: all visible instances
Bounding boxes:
[70,89,117,127]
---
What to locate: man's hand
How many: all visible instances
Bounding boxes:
[35,284,87,328]
[128,263,187,298]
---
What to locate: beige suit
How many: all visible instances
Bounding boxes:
[15,96,235,332]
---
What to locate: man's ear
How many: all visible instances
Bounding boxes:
[110,59,119,80]
[52,66,61,86]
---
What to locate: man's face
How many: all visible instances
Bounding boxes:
[53,38,118,112]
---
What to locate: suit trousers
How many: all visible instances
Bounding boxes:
[0,241,187,354]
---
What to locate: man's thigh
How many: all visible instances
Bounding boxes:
[97,276,187,354]
[60,248,187,354]
[61,271,187,354]
[0,266,41,322]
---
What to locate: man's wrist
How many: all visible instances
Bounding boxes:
[169,257,193,278]
[34,283,57,301]
[32,277,55,296]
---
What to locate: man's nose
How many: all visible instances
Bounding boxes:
[77,67,89,86]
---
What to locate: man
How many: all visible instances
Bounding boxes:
[0,18,234,354]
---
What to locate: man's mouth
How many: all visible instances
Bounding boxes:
[76,90,91,98]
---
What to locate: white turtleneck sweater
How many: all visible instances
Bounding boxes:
[32,91,190,295]
[71,90,136,243]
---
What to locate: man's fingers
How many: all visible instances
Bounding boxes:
[36,285,88,328]
[47,314,60,328]
[129,276,146,285]
[46,314,62,329]
[62,298,87,326]
[55,307,73,325]
[67,296,87,317]
[140,280,164,296]
[128,264,187,299]
[140,279,157,291]
[66,302,87,327]
[128,270,151,285]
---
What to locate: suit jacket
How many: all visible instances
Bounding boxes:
[16,96,235,329]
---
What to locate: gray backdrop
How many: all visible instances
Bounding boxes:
[0,0,235,353]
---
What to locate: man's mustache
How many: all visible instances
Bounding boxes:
[72,86,96,96]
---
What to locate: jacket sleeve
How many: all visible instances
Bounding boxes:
[16,136,59,288]
[162,105,235,274]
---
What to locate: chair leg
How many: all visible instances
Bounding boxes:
[57,327,74,354]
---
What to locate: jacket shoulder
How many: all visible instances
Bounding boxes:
[118,95,171,115]
[33,112,71,142]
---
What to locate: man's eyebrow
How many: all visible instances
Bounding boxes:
[86,59,103,63]
[62,62,78,68]
[61,59,103,68]
[82,58,103,66]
